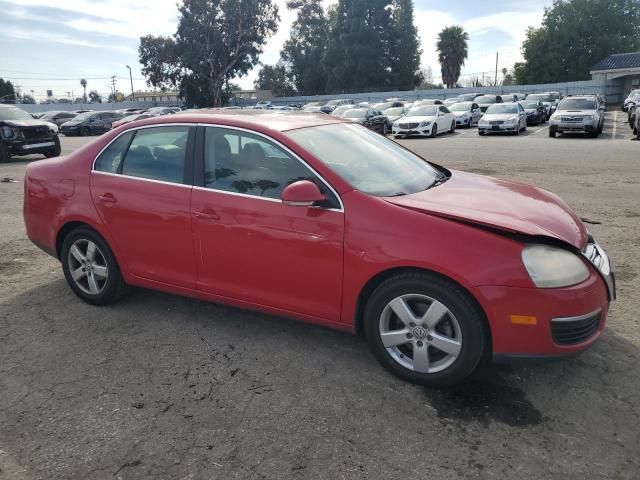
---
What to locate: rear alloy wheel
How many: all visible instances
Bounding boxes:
[61,226,127,305]
[364,272,486,387]
[430,124,438,138]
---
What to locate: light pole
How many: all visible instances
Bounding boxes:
[125,65,134,102]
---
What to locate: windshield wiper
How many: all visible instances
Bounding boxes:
[427,174,450,189]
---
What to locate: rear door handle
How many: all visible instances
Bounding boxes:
[194,210,219,221]
[98,193,117,204]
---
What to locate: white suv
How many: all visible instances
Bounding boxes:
[549,96,605,138]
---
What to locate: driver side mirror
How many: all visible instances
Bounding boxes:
[281,180,325,207]
[89,117,96,122]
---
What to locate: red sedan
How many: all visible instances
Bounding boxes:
[23,112,615,386]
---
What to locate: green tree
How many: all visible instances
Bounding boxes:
[515,0,640,84]
[0,78,16,103]
[80,78,88,103]
[436,26,469,88]
[281,0,329,95]
[22,94,36,104]
[88,90,102,103]
[324,0,394,93]
[388,0,422,90]
[254,63,297,96]
[139,0,279,107]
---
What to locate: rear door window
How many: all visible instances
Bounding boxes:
[121,126,191,184]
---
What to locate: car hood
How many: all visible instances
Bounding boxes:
[384,170,587,249]
[401,115,437,123]
[481,113,519,121]
[3,119,53,128]
[452,111,470,117]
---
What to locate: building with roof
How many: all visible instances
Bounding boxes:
[591,52,640,98]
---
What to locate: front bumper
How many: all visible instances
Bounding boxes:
[472,239,614,357]
[549,118,598,132]
[478,123,518,134]
[60,126,80,135]
[393,125,431,136]
[6,137,57,155]
[454,116,471,126]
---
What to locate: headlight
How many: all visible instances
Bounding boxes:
[521,245,589,288]
[1,126,14,139]
[582,115,594,120]
[419,121,431,127]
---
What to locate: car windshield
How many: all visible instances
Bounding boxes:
[331,105,351,116]
[458,94,477,101]
[522,102,539,109]
[373,102,393,110]
[486,104,518,114]
[384,107,404,116]
[0,107,34,121]
[528,94,553,102]
[73,112,95,121]
[327,99,345,106]
[558,99,597,110]
[476,96,497,104]
[449,102,472,112]
[343,109,367,119]
[407,106,437,116]
[286,123,442,197]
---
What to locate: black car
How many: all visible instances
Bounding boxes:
[520,100,546,125]
[0,105,61,162]
[342,108,389,134]
[60,111,123,136]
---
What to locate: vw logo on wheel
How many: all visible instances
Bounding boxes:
[412,326,427,339]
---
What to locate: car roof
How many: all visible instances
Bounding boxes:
[131,110,345,132]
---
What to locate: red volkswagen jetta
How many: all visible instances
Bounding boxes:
[23,112,615,386]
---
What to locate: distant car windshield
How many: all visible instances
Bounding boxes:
[331,105,351,116]
[0,107,34,121]
[286,123,441,197]
[458,94,478,101]
[486,104,518,114]
[522,102,539,109]
[527,94,553,102]
[476,96,497,104]
[408,106,437,116]
[343,109,367,119]
[384,107,405,116]
[558,99,597,110]
[73,112,95,121]
[449,102,472,112]
[373,102,393,110]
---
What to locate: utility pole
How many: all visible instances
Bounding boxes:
[125,65,134,102]
[495,52,499,87]
[110,76,117,102]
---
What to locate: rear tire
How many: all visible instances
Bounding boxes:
[60,226,128,306]
[364,271,487,388]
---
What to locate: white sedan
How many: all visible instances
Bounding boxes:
[478,103,527,135]
[392,105,456,138]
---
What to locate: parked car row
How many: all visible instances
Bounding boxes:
[30,106,182,137]
[624,90,640,139]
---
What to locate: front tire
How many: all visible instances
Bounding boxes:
[44,136,61,158]
[61,226,127,306]
[549,128,557,138]
[0,142,10,163]
[430,124,438,138]
[364,272,487,387]
[80,126,91,136]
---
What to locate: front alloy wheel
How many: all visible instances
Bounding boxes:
[364,272,486,387]
[379,294,462,374]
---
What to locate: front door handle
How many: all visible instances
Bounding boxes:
[194,210,219,221]
[98,193,117,204]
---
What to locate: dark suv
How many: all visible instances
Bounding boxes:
[60,111,123,136]
[0,105,61,162]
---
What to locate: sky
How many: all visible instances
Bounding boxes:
[0,0,553,102]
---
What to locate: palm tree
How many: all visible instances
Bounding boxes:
[80,78,87,103]
[436,26,469,88]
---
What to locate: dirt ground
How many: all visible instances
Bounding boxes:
[1,113,639,479]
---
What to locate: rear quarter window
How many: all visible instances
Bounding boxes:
[94,131,134,173]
